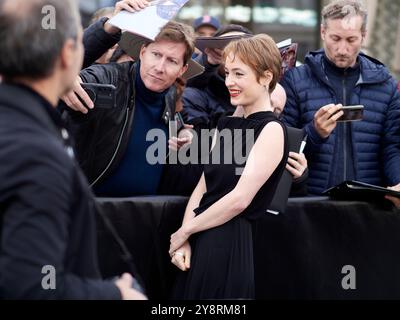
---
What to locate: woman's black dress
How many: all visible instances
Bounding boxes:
[172,111,288,300]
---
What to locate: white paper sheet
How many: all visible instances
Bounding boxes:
[108,0,189,40]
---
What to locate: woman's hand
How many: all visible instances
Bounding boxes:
[286,151,307,179]
[170,241,191,271]
[169,225,191,255]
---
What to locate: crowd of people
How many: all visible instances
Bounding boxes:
[1,0,400,300]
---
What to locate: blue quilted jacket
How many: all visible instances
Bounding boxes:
[281,49,400,195]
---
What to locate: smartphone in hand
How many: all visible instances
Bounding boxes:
[80,83,117,109]
[336,105,364,122]
[175,112,185,132]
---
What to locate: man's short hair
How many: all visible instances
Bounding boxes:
[153,21,195,66]
[224,34,282,94]
[0,0,81,80]
[322,0,368,33]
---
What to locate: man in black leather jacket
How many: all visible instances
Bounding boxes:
[63,1,195,196]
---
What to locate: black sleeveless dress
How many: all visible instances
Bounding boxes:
[172,111,288,300]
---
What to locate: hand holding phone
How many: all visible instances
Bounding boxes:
[61,77,93,114]
[168,112,193,152]
[335,105,364,122]
[80,83,117,109]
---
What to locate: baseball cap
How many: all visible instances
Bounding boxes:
[193,15,220,32]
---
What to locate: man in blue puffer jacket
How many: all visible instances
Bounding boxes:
[281,0,400,196]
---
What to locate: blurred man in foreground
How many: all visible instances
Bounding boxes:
[0,0,146,299]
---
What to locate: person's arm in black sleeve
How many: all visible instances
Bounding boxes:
[82,17,121,69]
[64,62,125,157]
[58,18,122,113]
[0,142,121,299]
[289,168,308,196]
[79,62,122,85]
[63,61,124,116]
